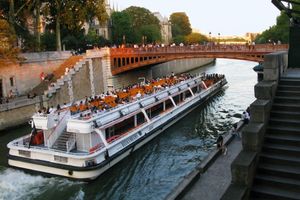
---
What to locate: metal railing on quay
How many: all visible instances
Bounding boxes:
[0,96,41,112]
[110,44,288,56]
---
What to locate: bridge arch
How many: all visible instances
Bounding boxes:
[109,44,288,75]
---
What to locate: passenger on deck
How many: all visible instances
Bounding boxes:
[48,106,54,114]
[70,104,78,115]
[136,91,142,100]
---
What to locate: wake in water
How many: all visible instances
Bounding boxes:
[0,168,84,200]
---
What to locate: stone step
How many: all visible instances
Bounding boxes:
[257,162,300,180]
[277,85,300,92]
[259,152,300,167]
[277,90,300,97]
[279,78,300,86]
[265,134,300,147]
[274,96,300,104]
[267,125,300,135]
[272,103,300,113]
[52,147,66,151]
[270,110,300,121]
[269,118,300,129]
[251,183,300,200]
[262,142,300,157]
[254,173,300,192]
[58,135,72,139]
[56,140,68,144]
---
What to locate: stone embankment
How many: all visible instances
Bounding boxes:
[0,49,214,131]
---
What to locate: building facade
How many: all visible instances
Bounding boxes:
[83,0,112,40]
[153,12,172,45]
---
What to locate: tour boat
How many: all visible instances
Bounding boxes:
[7,73,227,180]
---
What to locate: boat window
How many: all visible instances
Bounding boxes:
[105,127,115,139]
[137,112,145,126]
[165,99,174,110]
[191,86,198,94]
[185,90,192,98]
[106,116,135,141]
[173,94,181,104]
[146,102,164,119]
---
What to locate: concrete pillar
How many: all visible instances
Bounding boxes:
[250,100,271,124]
[88,59,95,97]
[254,81,277,100]
[67,74,74,103]
[288,25,300,68]
[242,123,265,152]
[101,48,111,92]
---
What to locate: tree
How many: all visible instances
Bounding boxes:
[123,6,161,44]
[255,12,289,44]
[185,32,208,44]
[0,17,19,62]
[111,11,134,45]
[138,24,161,43]
[43,0,108,51]
[170,12,192,37]
[173,35,185,44]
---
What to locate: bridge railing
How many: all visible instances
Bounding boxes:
[110,44,288,56]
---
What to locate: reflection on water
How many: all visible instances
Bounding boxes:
[0,59,257,200]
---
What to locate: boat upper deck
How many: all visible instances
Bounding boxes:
[66,73,225,133]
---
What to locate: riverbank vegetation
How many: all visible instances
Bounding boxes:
[255,12,289,44]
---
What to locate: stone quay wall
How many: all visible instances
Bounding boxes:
[221,51,288,200]
[107,58,215,90]
[0,95,43,130]
[0,51,71,98]
[0,48,214,131]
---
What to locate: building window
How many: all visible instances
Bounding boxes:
[95,29,99,35]
[9,77,14,87]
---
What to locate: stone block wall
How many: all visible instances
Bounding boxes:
[0,103,38,130]
[72,63,92,100]
[0,51,71,98]
[0,49,215,131]
[221,51,288,200]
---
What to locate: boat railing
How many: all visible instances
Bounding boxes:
[46,110,70,148]
[9,138,92,156]
[66,134,76,153]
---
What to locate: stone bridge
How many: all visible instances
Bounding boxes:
[109,44,289,75]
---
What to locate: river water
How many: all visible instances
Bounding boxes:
[0,59,257,200]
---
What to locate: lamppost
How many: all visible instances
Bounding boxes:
[209,32,211,43]
[122,35,126,46]
[218,33,220,45]
[142,36,145,46]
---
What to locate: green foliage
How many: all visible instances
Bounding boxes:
[138,25,161,43]
[124,6,160,29]
[170,12,192,37]
[173,35,185,44]
[255,12,289,44]
[185,32,208,44]
[0,0,109,51]
[111,11,134,45]
[0,18,19,60]
[86,0,109,25]
[41,31,56,51]
[85,28,110,47]
[123,6,161,44]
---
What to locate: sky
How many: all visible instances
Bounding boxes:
[111,0,281,37]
